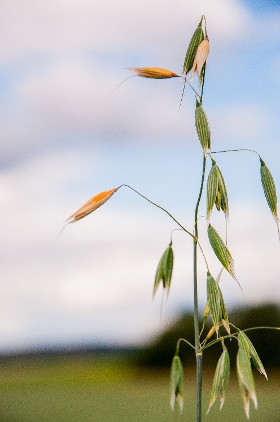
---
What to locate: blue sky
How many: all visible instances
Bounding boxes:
[0,0,280,352]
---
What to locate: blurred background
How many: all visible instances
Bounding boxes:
[0,0,280,420]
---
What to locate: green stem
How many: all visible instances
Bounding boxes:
[193,154,207,422]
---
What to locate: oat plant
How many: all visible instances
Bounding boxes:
[66,15,279,421]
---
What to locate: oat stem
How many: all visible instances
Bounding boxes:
[193,154,207,422]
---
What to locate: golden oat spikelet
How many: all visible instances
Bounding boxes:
[67,187,120,223]
[191,38,210,82]
[129,67,180,79]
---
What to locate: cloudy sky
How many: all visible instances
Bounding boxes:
[0,0,280,352]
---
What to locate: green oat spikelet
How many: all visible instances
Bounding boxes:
[207,346,230,413]
[153,242,174,297]
[207,272,230,334]
[207,160,229,220]
[208,225,236,281]
[195,100,211,157]
[260,158,280,238]
[170,354,184,413]
[238,331,267,380]
[207,163,219,219]
[207,272,221,330]
[237,347,258,419]
[182,17,204,75]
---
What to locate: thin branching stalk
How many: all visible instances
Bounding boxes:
[243,326,280,332]
[121,184,194,238]
[211,148,261,158]
[176,338,196,351]
[202,334,238,351]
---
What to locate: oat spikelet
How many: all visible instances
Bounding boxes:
[128,67,180,79]
[67,187,120,223]
[191,38,210,81]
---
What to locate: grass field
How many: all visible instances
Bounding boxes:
[0,354,278,421]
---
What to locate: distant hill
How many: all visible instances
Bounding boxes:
[135,303,280,368]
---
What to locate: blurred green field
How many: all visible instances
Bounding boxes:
[0,355,278,422]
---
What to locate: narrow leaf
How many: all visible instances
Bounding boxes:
[182,19,204,75]
[170,355,184,413]
[238,331,267,380]
[195,102,211,156]
[208,225,236,279]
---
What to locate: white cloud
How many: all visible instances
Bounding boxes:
[0,0,252,158]
[0,0,249,64]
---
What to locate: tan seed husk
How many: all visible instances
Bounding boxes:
[129,67,180,79]
[67,187,120,223]
[191,38,210,82]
